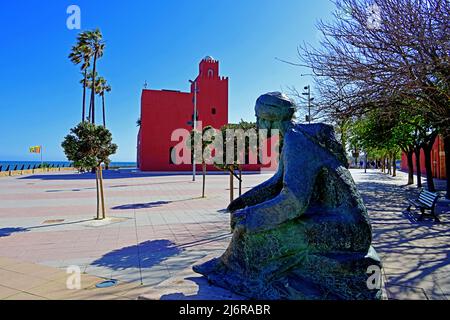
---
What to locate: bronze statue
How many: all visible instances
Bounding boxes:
[194,92,382,300]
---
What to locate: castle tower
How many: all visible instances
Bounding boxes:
[199,56,219,79]
[138,57,228,171]
[191,56,228,130]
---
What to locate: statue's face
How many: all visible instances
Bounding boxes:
[256,116,272,131]
[257,116,289,134]
[255,92,296,136]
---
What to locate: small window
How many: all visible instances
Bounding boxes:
[212,107,216,115]
[208,69,214,77]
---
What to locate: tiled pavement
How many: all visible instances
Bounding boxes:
[0,169,449,300]
[0,170,265,299]
[354,170,450,300]
[0,256,151,300]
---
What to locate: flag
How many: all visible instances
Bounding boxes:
[29,146,41,153]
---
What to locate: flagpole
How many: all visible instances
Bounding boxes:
[40,145,43,171]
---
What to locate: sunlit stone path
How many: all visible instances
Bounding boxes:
[0,169,448,299]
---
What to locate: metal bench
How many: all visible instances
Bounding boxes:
[407,189,440,222]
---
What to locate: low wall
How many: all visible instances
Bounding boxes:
[0,167,75,178]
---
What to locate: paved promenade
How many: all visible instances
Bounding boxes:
[0,169,449,299]
[356,170,450,300]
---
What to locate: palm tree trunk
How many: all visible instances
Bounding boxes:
[99,165,106,219]
[90,51,98,124]
[102,94,106,127]
[202,161,206,198]
[82,69,87,122]
[88,103,92,123]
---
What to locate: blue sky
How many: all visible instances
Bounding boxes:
[0,0,335,162]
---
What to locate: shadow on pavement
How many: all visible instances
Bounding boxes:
[112,201,171,210]
[0,227,29,237]
[91,240,183,270]
[355,174,450,298]
[0,219,94,238]
[159,276,246,300]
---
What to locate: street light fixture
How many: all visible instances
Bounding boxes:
[302,85,313,124]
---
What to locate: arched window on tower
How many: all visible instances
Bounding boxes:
[208,68,214,78]
[211,107,216,115]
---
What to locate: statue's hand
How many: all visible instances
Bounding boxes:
[230,208,247,231]
[231,190,301,234]
[230,207,261,233]
[227,197,246,213]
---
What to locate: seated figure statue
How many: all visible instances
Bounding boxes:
[193,92,382,300]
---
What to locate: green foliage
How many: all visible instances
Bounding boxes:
[85,73,111,97]
[188,125,214,164]
[61,122,118,171]
[69,33,93,71]
[78,29,105,60]
[214,120,258,171]
[348,107,421,160]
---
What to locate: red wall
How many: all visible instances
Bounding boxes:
[400,135,447,179]
[138,57,229,171]
[139,89,193,171]
[138,57,275,172]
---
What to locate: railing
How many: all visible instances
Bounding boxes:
[0,163,73,174]
[0,163,73,176]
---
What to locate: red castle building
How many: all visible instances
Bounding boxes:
[137,56,229,171]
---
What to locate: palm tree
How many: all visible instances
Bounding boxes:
[69,32,93,122]
[83,70,96,123]
[95,77,111,127]
[84,72,110,127]
[82,29,105,124]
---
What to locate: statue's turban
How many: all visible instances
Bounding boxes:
[255,92,296,121]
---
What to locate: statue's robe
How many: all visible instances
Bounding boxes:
[194,124,382,300]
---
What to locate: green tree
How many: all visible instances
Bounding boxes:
[189,125,214,198]
[61,122,118,219]
[214,120,258,203]
[349,110,403,177]
[300,0,450,197]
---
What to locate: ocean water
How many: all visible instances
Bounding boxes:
[0,161,136,171]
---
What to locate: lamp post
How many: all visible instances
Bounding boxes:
[189,80,198,182]
[302,85,314,124]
